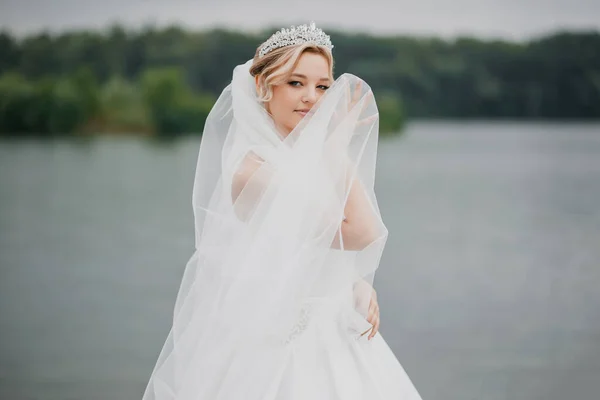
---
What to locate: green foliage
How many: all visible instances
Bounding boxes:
[377,92,405,135]
[0,73,90,135]
[0,26,598,137]
[140,67,214,137]
[98,76,152,133]
[0,65,214,136]
[47,78,88,134]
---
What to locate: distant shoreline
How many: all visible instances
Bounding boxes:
[1,27,598,137]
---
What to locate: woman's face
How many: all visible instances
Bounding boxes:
[262,52,332,136]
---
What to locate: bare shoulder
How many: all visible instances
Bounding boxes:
[231,151,266,202]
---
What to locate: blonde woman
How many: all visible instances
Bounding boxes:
[143,22,422,400]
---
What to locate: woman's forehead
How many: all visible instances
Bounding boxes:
[291,53,332,80]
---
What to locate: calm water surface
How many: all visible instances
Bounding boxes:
[1,121,599,400]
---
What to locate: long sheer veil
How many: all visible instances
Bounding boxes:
[143,59,388,399]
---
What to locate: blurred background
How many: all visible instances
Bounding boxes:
[0,0,599,399]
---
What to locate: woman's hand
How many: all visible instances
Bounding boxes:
[347,79,378,126]
[359,286,380,341]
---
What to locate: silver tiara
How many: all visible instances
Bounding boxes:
[259,22,333,58]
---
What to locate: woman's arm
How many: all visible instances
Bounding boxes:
[231,152,269,221]
[233,152,382,250]
[330,176,383,251]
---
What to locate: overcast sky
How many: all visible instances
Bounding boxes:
[1,0,599,40]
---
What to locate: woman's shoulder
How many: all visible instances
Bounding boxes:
[231,151,266,201]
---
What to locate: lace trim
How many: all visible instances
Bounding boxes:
[283,304,313,344]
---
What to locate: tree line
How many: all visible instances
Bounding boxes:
[0,25,598,137]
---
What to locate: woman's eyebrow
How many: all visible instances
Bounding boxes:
[290,73,331,82]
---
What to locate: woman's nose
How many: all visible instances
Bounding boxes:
[302,88,318,103]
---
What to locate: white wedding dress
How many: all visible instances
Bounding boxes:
[272,310,421,399]
[142,59,423,399]
[262,263,422,400]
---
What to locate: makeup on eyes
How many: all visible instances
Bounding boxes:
[288,81,330,90]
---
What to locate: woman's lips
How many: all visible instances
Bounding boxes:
[295,110,309,116]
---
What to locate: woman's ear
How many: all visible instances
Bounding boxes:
[254,75,260,95]
[254,75,269,112]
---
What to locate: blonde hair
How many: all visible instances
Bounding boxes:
[250,43,334,103]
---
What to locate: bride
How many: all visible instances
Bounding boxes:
[142,22,423,400]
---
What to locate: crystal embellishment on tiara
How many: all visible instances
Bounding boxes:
[259,21,334,58]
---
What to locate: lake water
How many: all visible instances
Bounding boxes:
[1,121,599,400]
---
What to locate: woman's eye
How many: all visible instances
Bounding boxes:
[288,81,329,90]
